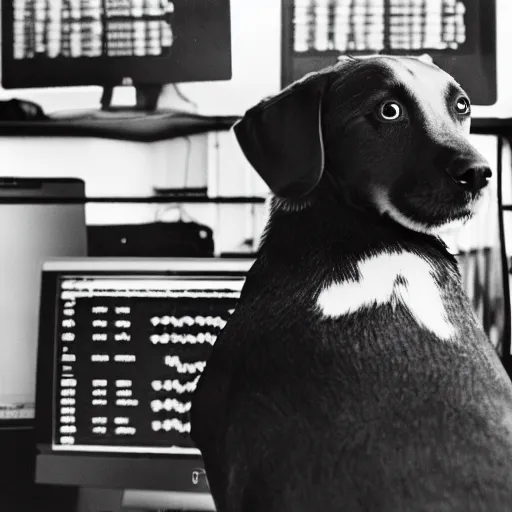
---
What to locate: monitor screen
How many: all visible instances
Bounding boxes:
[35,258,253,494]
[0,178,87,428]
[2,0,232,89]
[281,0,497,105]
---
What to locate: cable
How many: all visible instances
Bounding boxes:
[173,84,198,110]
[496,135,511,370]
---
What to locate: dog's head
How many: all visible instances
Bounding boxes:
[234,56,491,235]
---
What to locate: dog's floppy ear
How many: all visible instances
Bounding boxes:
[233,74,330,199]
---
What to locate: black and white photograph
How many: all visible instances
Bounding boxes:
[0,1,512,511]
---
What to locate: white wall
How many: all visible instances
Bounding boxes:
[0,0,510,255]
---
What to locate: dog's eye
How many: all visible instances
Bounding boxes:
[378,101,403,121]
[455,97,471,116]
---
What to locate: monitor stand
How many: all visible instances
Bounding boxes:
[121,489,216,511]
[101,83,163,113]
[120,467,214,511]
[49,83,194,122]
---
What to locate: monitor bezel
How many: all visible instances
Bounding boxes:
[1,0,232,89]
[35,257,253,489]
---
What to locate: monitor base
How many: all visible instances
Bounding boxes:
[48,82,189,122]
[122,489,215,511]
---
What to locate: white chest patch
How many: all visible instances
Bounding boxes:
[316,251,455,340]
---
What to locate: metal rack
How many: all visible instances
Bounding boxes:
[0,196,266,204]
[471,118,512,376]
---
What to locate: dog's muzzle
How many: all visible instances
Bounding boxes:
[446,158,492,195]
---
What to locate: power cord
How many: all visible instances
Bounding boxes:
[173,84,198,110]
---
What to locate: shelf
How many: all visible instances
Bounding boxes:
[0,111,241,143]
[0,196,267,204]
[471,118,512,136]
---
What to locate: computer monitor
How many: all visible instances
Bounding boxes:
[2,0,232,108]
[0,178,87,429]
[35,257,253,510]
[281,0,497,105]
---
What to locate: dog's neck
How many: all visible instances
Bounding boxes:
[260,185,456,270]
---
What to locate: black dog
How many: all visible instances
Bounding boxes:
[191,56,512,511]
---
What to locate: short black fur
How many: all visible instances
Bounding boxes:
[191,56,512,511]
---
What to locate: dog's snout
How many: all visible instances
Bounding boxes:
[447,159,492,194]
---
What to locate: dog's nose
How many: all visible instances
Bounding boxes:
[448,161,492,194]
